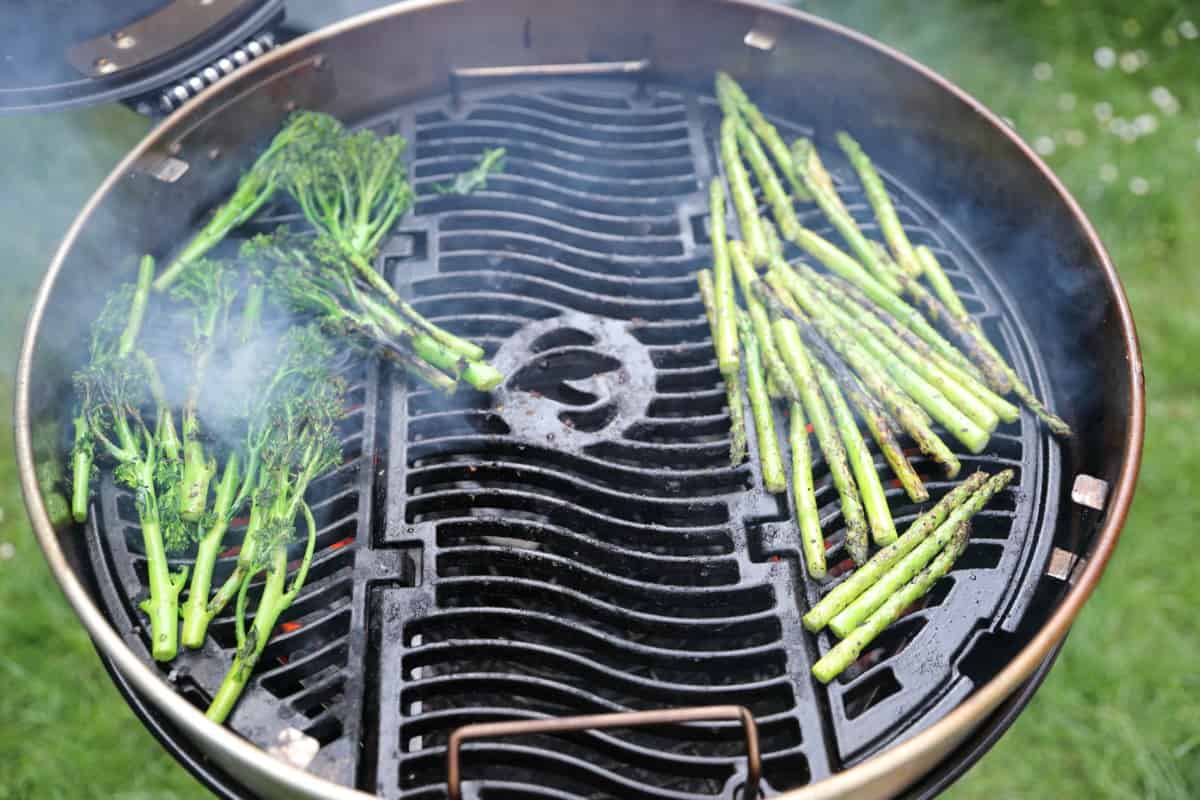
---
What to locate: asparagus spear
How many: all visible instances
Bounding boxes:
[730,241,802,403]
[916,246,968,318]
[837,132,922,278]
[793,268,995,449]
[738,311,787,493]
[734,121,801,241]
[792,139,852,220]
[802,471,987,632]
[763,218,785,261]
[814,359,896,548]
[719,117,770,265]
[884,261,1013,394]
[766,268,962,477]
[843,379,928,503]
[790,402,826,579]
[698,269,747,465]
[814,275,999,434]
[812,519,969,683]
[715,72,812,202]
[829,469,1014,637]
[825,273,1019,424]
[709,180,741,376]
[916,246,1072,437]
[771,317,869,561]
[789,140,901,293]
[789,225,982,377]
[760,267,901,421]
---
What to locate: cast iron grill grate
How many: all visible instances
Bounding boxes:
[85,78,1062,798]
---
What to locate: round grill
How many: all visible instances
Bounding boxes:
[83,77,1065,797]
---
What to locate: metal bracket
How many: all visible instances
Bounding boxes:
[1046,547,1085,585]
[65,0,262,78]
[447,705,761,800]
[1071,474,1109,511]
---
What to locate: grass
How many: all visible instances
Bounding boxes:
[0,1,1193,797]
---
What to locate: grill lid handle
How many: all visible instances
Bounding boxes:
[446,704,762,799]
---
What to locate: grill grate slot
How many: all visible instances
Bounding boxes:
[86,79,1061,798]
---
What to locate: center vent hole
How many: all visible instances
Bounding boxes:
[509,348,622,409]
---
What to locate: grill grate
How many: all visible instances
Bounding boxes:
[85,79,1061,798]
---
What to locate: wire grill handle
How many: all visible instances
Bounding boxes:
[449,59,651,108]
[446,704,761,800]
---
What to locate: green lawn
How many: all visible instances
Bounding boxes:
[0,2,1194,798]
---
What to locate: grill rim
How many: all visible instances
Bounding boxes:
[13,1,1144,798]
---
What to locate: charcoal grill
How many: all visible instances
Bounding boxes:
[15,1,1143,798]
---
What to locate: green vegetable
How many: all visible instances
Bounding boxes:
[837,132,922,277]
[812,518,969,683]
[802,472,987,632]
[436,147,506,195]
[828,469,1014,637]
[737,310,786,493]
[698,269,747,465]
[71,286,187,660]
[168,259,238,522]
[789,401,826,579]
[198,328,346,710]
[154,112,337,291]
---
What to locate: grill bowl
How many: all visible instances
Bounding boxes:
[16,1,1143,798]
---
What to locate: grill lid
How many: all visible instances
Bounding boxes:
[0,0,282,112]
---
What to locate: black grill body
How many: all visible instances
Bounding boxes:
[82,78,1071,798]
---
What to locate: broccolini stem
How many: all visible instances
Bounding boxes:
[70,413,92,524]
[355,290,499,390]
[378,342,460,394]
[206,501,318,723]
[206,503,263,622]
[118,256,155,358]
[238,282,265,347]
[181,453,240,649]
[344,249,487,364]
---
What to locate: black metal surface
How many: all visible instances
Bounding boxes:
[84,78,1072,798]
[95,638,1066,800]
[0,0,283,112]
